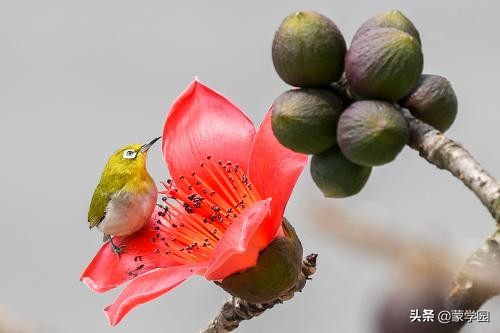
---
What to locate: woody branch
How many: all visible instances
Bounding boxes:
[200,254,317,333]
[395,109,500,331]
[402,108,500,222]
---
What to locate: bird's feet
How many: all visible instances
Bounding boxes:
[109,238,125,255]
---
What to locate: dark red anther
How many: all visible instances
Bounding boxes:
[183,203,193,213]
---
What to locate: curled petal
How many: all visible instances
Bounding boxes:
[105,263,207,325]
[162,80,256,192]
[248,109,307,244]
[204,199,272,281]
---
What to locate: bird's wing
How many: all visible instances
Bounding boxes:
[87,170,129,229]
[87,187,109,229]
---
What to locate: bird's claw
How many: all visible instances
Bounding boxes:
[111,243,125,255]
[109,239,125,255]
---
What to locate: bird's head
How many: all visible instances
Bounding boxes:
[105,137,161,176]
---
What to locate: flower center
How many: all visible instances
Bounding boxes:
[152,156,261,265]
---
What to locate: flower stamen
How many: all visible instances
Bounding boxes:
[155,158,262,265]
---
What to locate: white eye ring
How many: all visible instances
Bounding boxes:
[123,149,137,159]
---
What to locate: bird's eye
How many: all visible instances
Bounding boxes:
[123,149,137,159]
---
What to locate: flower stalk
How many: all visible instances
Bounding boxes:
[200,254,317,333]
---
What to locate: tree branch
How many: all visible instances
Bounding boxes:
[401,108,500,222]
[200,254,317,333]
[443,227,500,331]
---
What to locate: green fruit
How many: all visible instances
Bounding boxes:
[337,101,409,166]
[353,10,421,44]
[311,146,371,198]
[345,28,423,101]
[219,218,303,303]
[272,11,346,87]
[272,89,343,154]
[401,74,458,132]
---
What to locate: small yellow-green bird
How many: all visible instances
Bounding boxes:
[87,137,160,254]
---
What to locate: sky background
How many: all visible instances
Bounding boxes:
[1,0,499,332]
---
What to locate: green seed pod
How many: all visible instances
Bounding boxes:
[271,88,343,154]
[345,28,423,101]
[311,146,372,198]
[401,74,458,132]
[272,11,346,87]
[218,218,303,303]
[337,101,409,166]
[353,10,421,44]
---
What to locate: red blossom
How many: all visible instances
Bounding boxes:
[81,79,307,325]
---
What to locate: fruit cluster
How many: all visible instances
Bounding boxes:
[271,10,458,198]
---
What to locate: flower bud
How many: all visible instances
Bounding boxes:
[345,28,423,101]
[401,74,458,132]
[271,88,343,154]
[353,10,421,45]
[337,100,409,166]
[218,218,303,303]
[272,11,346,88]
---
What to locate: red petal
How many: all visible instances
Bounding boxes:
[80,217,178,293]
[247,109,307,242]
[204,199,272,280]
[162,80,255,190]
[105,263,206,326]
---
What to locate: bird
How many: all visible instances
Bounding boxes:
[87,137,160,254]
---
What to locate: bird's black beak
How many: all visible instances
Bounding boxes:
[140,136,161,153]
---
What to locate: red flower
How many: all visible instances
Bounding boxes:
[80,80,307,325]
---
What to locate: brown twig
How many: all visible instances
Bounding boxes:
[442,228,500,331]
[199,254,317,333]
[401,108,500,222]
[400,109,500,331]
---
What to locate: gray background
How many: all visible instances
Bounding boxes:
[1,0,499,332]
